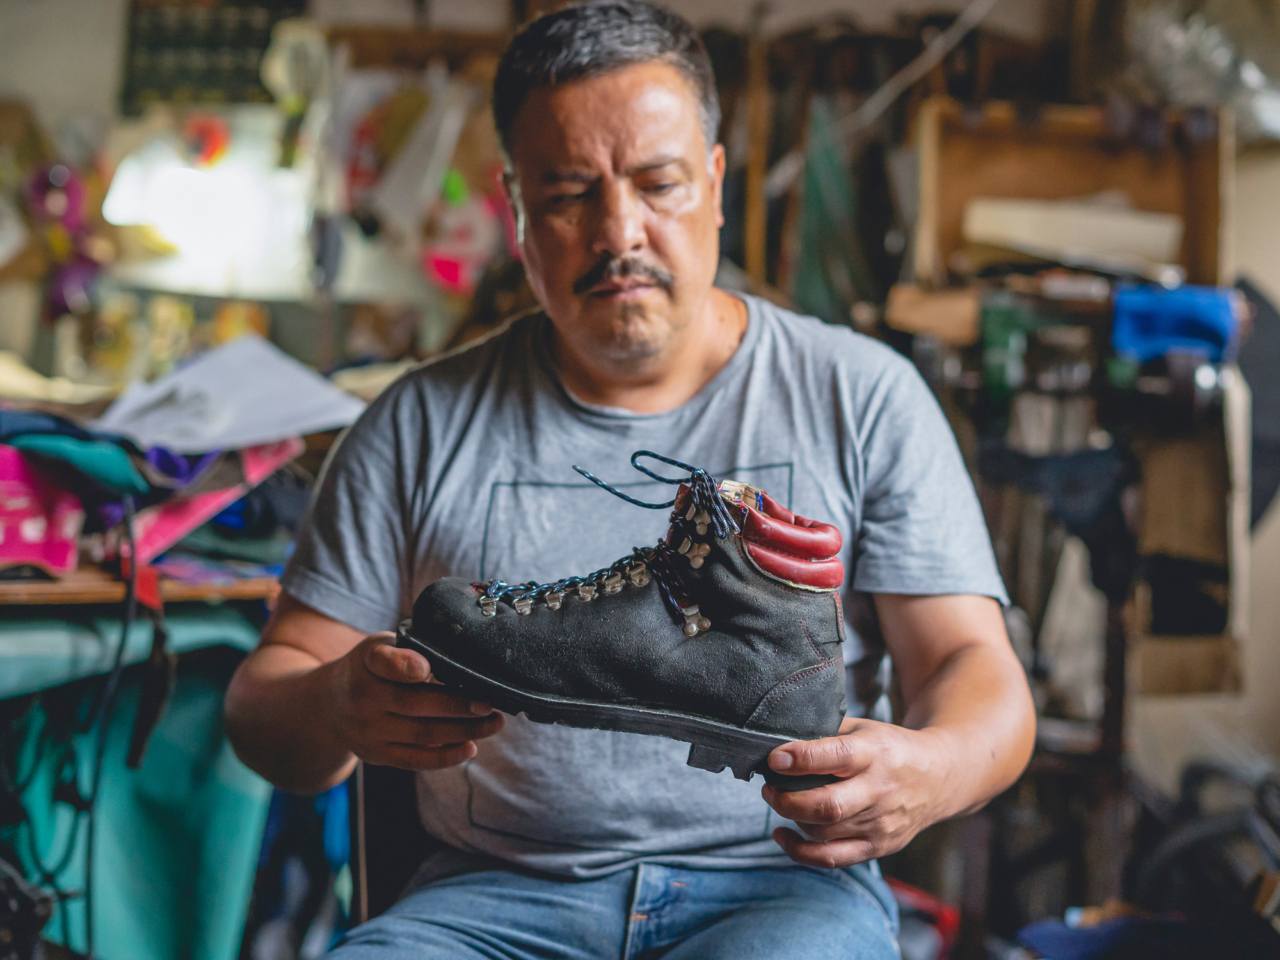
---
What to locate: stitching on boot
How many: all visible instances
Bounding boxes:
[745,659,843,727]
[747,664,842,727]
[799,619,829,664]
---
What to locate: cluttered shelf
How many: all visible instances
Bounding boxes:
[0,562,278,605]
[2,336,362,617]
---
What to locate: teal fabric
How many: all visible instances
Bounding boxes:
[8,433,150,496]
[2,610,271,960]
[0,607,261,700]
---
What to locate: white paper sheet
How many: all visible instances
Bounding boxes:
[92,335,366,453]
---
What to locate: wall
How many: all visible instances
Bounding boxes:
[314,0,1061,40]
[0,0,129,133]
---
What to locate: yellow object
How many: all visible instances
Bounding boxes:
[212,300,270,344]
[0,351,113,403]
[145,295,194,378]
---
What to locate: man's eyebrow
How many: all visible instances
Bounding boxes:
[541,170,597,185]
[538,157,691,185]
[627,156,691,176]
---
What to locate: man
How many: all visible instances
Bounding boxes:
[225,3,1035,957]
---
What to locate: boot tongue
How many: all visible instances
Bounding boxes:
[717,480,766,512]
[665,480,767,546]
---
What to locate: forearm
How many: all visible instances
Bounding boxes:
[225,644,357,794]
[898,641,1035,819]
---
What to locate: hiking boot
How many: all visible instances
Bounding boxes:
[397,451,848,791]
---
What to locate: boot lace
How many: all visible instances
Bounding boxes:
[473,452,740,635]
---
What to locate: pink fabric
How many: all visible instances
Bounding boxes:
[130,437,303,564]
[0,444,85,576]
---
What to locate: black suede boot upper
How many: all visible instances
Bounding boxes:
[407,456,848,743]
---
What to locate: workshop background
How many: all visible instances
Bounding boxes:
[1,0,1279,958]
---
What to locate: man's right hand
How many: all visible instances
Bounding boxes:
[327,632,504,770]
[225,594,504,793]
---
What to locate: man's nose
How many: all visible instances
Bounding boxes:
[590,180,646,258]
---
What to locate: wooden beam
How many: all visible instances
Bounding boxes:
[744,32,769,285]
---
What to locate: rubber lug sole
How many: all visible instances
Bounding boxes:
[397,625,837,793]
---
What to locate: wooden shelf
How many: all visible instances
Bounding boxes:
[324,26,509,71]
[0,563,278,606]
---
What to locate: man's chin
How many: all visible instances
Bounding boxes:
[580,301,675,362]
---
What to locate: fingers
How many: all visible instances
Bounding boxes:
[772,827,878,870]
[363,633,431,683]
[359,713,505,770]
[361,634,493,719]
[384,684,494,719]
[768,725,873,778]
[372,741,479,771]
[781,819,868,843]
[382,712,505,748]
[762,780,872,826]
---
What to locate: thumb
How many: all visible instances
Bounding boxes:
[363,632,431,683]
[768,727,871,778]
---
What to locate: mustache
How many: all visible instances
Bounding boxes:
[572,256,675,296]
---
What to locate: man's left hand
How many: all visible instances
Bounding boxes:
[761,717,949,869]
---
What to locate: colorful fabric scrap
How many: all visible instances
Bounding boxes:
[0,444,85,575]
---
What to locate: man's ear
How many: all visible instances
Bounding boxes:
[709,143,726,229]
[502,168,526,246]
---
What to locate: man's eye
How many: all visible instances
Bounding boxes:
[645,183,677,194]
[549,192,588,206]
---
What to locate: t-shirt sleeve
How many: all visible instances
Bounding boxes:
[280,389,416,634]
[850,356,1008,604]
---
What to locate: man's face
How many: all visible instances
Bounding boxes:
[506,62,726,364]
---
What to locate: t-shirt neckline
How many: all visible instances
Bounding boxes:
[533,292,761,423]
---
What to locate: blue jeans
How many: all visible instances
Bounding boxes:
[330,860,900,959]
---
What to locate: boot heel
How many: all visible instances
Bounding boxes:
[686,744,761,782]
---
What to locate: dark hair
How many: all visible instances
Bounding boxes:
[493,0,720,158]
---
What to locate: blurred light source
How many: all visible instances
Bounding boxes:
[143,164,270,263]
[102,114,310,299]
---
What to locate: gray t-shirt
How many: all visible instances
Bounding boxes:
[283,294,1006,878]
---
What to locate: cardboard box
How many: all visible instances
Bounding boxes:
[1129,366,1251,695]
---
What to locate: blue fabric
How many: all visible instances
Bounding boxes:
[1112,283,1238,364]
[330,861,900,960]
[1019,917,1140,959]
[319,783,350,871]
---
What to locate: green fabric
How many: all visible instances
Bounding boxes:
[8,434,150,496]
[1,610,271,960]
[177,525,296,566]
[791,96,879,325]
[980,291,1051,405]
